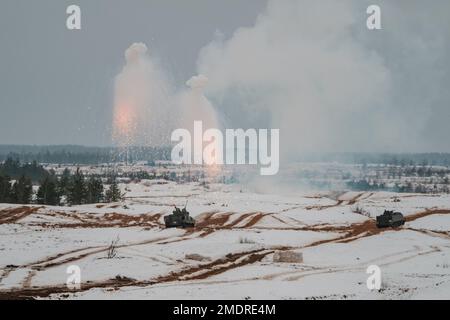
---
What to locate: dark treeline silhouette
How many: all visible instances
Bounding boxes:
[0,158,49,182]
[0,173,34,205]
[0,145,171,165]
[346,178,449,194]
[345,163,450,194]
[0,174,33,204]
[0,166,122,206]
[293,152,450,166]
[0,158,47,203]
[2,145,450,166]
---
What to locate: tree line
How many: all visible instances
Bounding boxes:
[346,178,450,194]
[0,167,123,206]
[0,158,48,181]
[0,146,172,165]
[293,152,450,167]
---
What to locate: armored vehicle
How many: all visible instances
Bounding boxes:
[376,210,405,228]
[164,202,195,228]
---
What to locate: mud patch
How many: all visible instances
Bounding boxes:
[0,206,42,224]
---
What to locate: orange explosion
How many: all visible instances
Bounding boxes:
[113,103,136,145]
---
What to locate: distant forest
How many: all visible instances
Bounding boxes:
[0,145,171,165]
[0,159,122,205]
[294,152,450,166]
[1,145,450,166]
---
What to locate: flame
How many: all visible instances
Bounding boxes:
[206,163,222,177]
[113,103,136,145]
[115,105,131,132]
[203,140,222,177]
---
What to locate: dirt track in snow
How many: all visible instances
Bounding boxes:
[1,203,450,299]
[0,206,42,224]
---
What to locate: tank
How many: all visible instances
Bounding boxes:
[164,202,195,228]
[376,210,405,228]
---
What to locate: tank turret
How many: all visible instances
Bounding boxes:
[376,210,405,228]
[164,201,195,228]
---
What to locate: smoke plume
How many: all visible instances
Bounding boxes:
[113,43,174,148]
[196,0,450,156]
[177,74,220,132]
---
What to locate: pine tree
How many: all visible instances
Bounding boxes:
[105,177,122,203]
[10,175,33,204]
[87,176,104,204]
[67,168,87,205]
[57,168,71,198]
[0,174,12,203]
[37,175,59,205]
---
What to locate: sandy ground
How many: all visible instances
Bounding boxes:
[0,180,449,299]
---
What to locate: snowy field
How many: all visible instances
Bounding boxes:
[0,180,449,299]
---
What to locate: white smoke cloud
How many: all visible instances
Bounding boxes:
[111,0,450,156]
[113,44,221,152]
[113,42,175,147]
[186,74,209,90]
[177,74,220,132]
[196,0,450,155]
[124,42,148,64]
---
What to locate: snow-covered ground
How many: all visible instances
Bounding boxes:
[0,180,449,299]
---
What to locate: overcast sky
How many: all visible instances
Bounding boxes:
[0,0,266,146]
[1,0,449,152]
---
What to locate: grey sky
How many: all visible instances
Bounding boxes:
[1,0,449,152]
[0,0,266,146]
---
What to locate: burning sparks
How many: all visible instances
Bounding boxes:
[114,104,135,138]
[112,42,175,151]
[111,43,223,177]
